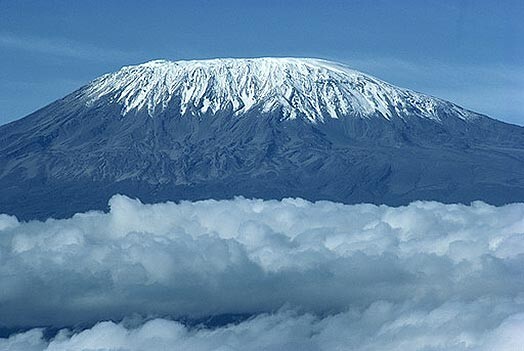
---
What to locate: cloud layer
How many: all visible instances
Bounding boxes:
[0,195,523,349]
[2,308,524,351]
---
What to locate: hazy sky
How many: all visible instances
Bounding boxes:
[0,0,522,125]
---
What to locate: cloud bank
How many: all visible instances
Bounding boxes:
[2,308,524,351]
[0,195,523,350]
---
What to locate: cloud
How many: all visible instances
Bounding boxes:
[1,306,523,350]
[0,32,139,62]
[0,195,523,349]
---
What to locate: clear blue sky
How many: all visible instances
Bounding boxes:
[1,0,522,125]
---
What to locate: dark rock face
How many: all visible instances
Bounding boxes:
[1,89,524,221]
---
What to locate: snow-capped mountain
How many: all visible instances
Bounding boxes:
[1,58,524,219]
[80,58,474,122]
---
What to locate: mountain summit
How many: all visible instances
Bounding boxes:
[80,58,474,122]
[1,58,524,219]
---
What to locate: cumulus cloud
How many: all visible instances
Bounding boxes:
[0,195,523,349]
[2,306,524,350]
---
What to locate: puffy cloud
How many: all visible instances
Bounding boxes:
[1,305,524,351]
[0,195,523,349]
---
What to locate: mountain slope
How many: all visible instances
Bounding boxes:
[1,57,524,220]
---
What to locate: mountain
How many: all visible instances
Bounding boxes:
[1,57,524,220]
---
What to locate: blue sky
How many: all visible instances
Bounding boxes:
[0,0,522,125]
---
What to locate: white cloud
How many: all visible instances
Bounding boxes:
[0,195,523,349]
[2,305,523,351]
[0,32,138,62]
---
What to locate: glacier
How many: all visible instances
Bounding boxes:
[81,57,475,122]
